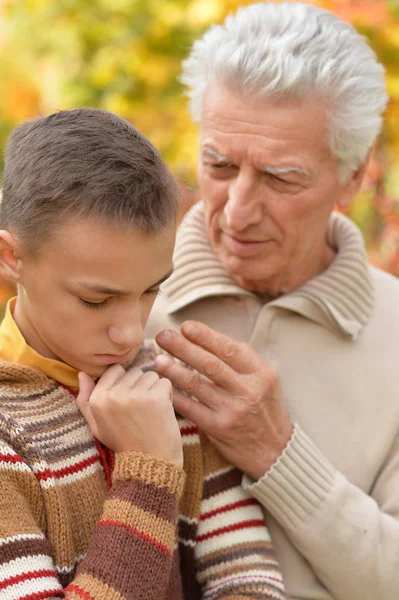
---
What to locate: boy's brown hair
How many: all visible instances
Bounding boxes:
[1,108,179,252]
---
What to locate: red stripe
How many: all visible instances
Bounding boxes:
[66,584,95,600]
[201,498,259,521]
[35,455,99,481]
[98,519,172,555]
[196,519,266,542]
[19,590,64,600]
[205,573,283,593]
[94,439,114,490]
[0,569,57,591]
[0,452,25,464]
[180,426,198,437]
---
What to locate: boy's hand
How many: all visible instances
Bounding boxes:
[76,365,183,468]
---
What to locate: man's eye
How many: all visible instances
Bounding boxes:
[271,174,289,183]
[79,298,109,310]
[211,163,232,169]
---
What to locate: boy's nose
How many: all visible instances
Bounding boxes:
[107,323,144,351]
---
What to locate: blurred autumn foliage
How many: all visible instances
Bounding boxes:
[0,0,398,310]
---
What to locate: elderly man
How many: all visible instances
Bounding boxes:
[147,2,399,600]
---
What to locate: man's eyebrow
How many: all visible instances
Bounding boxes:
[261,165,310,177]
[201,148,231,162]
[202,148,309,177]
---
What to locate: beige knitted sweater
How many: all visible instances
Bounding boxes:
[147,202,399,600]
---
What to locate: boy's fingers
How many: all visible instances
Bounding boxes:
[151,377,173,402]
[77,371,96,402]
[131,370,160,391]
[94,363,127,392]
[76,372,98,436]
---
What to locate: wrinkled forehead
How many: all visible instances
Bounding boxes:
[199,84,331,159]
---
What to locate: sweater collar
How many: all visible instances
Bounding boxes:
[162,202,374,339]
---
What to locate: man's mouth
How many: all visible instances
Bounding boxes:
[221,232,271,257]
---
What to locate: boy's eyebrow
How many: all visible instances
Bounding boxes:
[78,270,174,295]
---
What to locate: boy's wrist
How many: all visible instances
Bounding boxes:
[113,451,186,499]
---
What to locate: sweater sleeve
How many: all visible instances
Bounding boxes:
[0,441,185,600]
[242,424,399,600]
[195,434,286,600]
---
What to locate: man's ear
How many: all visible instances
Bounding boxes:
[0,230,24,284]
[336,149,372,211]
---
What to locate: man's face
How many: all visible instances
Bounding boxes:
[198,85,363,296]
[16,217,175,377]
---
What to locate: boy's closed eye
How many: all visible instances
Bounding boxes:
[79,287,161,310]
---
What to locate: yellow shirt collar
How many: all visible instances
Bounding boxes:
[0,298,79,389]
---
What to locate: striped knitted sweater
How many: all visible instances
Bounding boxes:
[0,342,286,600]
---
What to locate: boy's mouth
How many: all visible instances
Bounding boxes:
[95,351,132,365]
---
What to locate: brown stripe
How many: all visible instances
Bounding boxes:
[199,559,281,583]
[1,392,68,414]
[197,540,277,570]
[38,439,96,461]
[177,517,197,544]
[103,500,176,551]
[23,410,82,434]
[108,479,177,522]
[178,543,202,600]
[0,537,52,564]
[81,524,177,598]
[205,581,285,599]
[203,467,242,500]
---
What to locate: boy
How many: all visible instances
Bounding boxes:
[0,109,286,599]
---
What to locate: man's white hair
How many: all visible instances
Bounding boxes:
[181,1,388,181]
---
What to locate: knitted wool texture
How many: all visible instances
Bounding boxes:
[0,343,286,600]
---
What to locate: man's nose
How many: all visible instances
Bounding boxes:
[224,176,263,232]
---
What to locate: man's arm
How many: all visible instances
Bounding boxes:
[155,321,399,600]
[243,423,399,600]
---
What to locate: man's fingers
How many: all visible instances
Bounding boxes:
[172,388,214,431]
[155,354,224,409]
[155,331,239,392]
[157,322,259,375]
[183,321,261,373]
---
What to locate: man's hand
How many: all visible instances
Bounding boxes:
[76,365,183,468]
[155,321,293,480]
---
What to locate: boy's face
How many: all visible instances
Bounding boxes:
[15,216,175,377]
